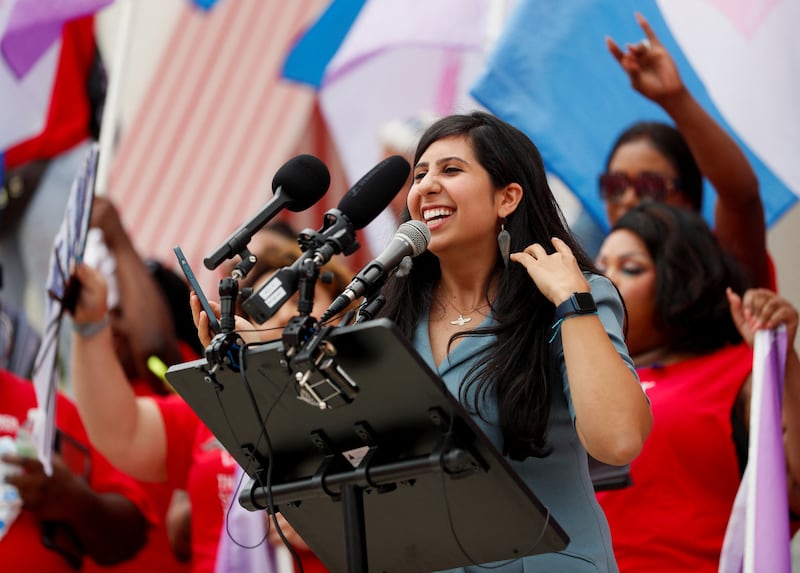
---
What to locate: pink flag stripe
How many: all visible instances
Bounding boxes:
[108,0,358,296]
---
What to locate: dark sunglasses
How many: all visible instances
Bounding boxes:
[598,171,680,203]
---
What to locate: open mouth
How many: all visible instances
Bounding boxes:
[422,207,454,224]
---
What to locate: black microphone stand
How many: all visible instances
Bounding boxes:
[282,254,321,355]
[204,248,257,373]
[273,253,367,573]
[356,291,385,323]
[280,251,359,411]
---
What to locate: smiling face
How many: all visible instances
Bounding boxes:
[595,228,664,357]
[407,135,515,262]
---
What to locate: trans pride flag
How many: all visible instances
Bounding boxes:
[471,0,799,230]
[283,0,494,252]
[1,0,112,78]
[719,327,791,573]
[0,0,113,151]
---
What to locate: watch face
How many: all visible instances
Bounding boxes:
[573,292,596,312]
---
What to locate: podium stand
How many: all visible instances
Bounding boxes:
[166,318,568,573]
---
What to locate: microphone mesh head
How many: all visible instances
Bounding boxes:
[397,220,431,257]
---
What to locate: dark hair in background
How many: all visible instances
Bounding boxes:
[379,111,599,460]
[612,203,751,354]
[146,260,204,356]
[236,236,354,322]
[605,121,703,212]
[263,219,298,241]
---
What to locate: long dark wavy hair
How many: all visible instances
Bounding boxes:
[605,121,703,212]
[378,111,598,460]
[612,203,751,354]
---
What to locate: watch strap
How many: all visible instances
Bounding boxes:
[554,292,596,321]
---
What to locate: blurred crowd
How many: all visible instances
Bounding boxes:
[1,10,798,573]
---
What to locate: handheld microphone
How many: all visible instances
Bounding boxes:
[320,220,430,322]
[203,155,330,271]
[241,156,411,324]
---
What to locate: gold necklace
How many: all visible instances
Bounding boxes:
[439,286,490,326]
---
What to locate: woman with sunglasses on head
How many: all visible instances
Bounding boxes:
[594,202,800,572]
[599,13,770,289]
[376,111,652,572]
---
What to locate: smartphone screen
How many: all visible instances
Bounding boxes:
[173,245,221,334]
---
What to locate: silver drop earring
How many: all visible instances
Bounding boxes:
[497,219,510,268]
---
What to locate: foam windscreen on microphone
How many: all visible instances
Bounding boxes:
[271,154,331,211]
[338,155,410,229]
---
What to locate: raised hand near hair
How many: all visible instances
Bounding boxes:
[606,12,686,107]
[727,288,799,347]
[510,237,591,305]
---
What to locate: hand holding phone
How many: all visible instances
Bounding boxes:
[173,246,221,334]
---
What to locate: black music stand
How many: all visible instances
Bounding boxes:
[166,318,568,573]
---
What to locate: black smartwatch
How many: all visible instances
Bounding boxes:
[554,292,597,320]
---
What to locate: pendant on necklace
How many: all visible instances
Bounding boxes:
[450,314,472,326]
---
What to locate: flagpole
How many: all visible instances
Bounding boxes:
[95,0,134,197]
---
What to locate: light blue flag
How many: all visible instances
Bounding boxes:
[191,0,220,11]
[282,0,368,88]
[470,0,798,232]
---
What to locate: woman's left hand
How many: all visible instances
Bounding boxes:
[728,287,799,347]
[510,237,590,305]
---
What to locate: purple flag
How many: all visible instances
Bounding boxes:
[214,464,276,573]
[719,327,791,573]
[0,0,113,79]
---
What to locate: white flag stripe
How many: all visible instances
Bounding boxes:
[657,0,800,197]
[124,3,247,238]
[109,5,209,222]
[134,1,277,245]
[108,0,330,294]
[743,329,769,573]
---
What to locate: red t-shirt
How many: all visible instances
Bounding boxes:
[4,16,95,169]
[89,342,201,573]
[93,378,191,573]
[159,394,233,573]
[597,344,753,572]
[0,369,157,573]
[158,393,330,573]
